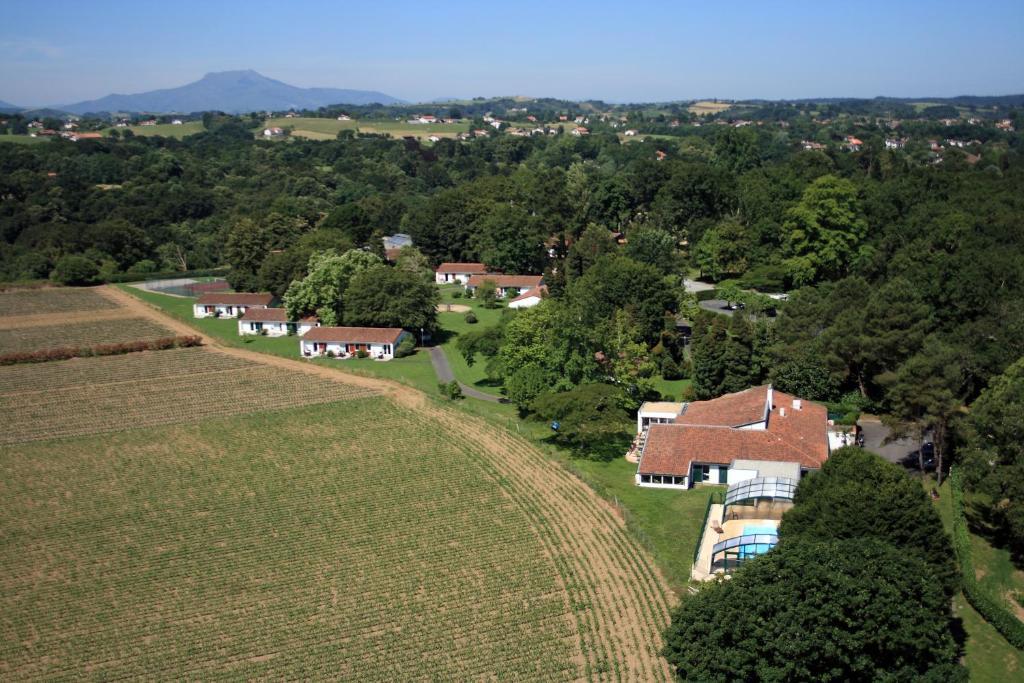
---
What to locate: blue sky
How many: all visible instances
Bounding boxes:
[2,0,1022,106]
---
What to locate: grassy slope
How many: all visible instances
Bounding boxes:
[104,121,205,138]
[933,478,1024,680]
[0,134,49,145]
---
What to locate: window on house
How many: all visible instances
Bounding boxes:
[693,464,710,482]
[641,474,651,483]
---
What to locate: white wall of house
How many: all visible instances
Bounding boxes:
[299,334,407,360]
[636,410,683,435]
[238,321,318,337]
[636,473,689,489]
[726,468,759,485]
[435,272,474,284]
[194,304,259,319]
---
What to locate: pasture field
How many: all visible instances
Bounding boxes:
[0,287,118,316]
[264,116,470,141]
[0,346,377,444]
[0,134,48,145]
[0,399,579,680]
[0,316,173,354]
[687,100,733,114]
[103,121,205,138]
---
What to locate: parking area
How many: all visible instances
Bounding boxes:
[857,416,929,468]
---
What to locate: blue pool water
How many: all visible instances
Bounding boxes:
[738,524,778,558]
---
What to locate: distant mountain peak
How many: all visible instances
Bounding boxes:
[58,71,403,115]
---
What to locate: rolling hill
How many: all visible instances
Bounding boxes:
[59,70,403,115]
[0,100,23,113]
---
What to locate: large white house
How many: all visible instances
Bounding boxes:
[193,293,273,319]
[465,274,544,298]
[238,308,319,337]
[636,385,830,489]
[434,262,488,284]
[299,326,410,360]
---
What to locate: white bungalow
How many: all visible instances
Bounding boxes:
[507,285,548,309]
[465,274,544,298]
[193,293,273,318]
[238,308,319,336]
[300,326,410,360]
[434,262,488,284]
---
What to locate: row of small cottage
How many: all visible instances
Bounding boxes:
[192,293,409,360]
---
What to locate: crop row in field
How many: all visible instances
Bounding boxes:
[0,287,118,317]
[0,317,174,354]
[0,399,579,680]
[0,349,379,444]
[0,346,249,393]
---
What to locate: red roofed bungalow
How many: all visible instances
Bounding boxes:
[238,308,319,337]
[299,326,411,360]
[465,274,544,298]
[193,292,273,319]
[434,262,488,284]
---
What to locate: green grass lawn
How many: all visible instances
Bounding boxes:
[435,285,506,397]
[104,121,205,139]
[263,117,470,141]
[0,134,49,145]
[932,477,1024,680]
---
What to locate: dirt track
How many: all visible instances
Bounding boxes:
[102,285,675,681]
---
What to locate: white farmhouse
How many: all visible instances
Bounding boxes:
[300,326,411,360]
[238,308,319,336]
[434,262,488,284]
[193,293,273,318]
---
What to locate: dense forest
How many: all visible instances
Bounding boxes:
[2,105,1024,567]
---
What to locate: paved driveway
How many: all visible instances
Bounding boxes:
[697,299,738,316]
[857,416,925,468]
[428,347,506,403]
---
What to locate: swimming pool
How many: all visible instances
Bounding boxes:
[738,524,778,558]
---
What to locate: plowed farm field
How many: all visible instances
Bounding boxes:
[0,287,118,316]
[0,285,674,680]
[0,316,174,354]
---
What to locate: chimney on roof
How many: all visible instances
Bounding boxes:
[793,399,802,411]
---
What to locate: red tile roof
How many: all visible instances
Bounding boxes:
[196,293,273,306]
[466,274,543,289]
[436,262,487,274]
[510,285,547,303]
[302,326,406,344]
[640,387,829,477]
[676,385,769,427]
[240,307,317,323]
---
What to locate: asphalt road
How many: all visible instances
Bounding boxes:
[428,347,505,402]
[698,299,739,316]
[857,417,926,468]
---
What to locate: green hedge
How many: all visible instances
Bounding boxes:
[950,468,1024,649]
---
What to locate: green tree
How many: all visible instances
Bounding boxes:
[343,264,439,332]
[283,249,382,324]
[393,246,433,282]
[623,225,677,274]
[224,217,268,292]
[476,279,499,309]
[530,383,633,459]
[663,538,965,682]
[779,447,958,597]
[783,175,868,286]
[50,255,99,285]
[694,216,751,281]
[565,223,616,280]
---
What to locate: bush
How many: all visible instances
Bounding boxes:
[451,290,463,299]
[438,380,463,400]
[0,335,202,366]
[356,349,369,359]
[326,350,335,358]
[395,335,416,358]
[50,255,99,286]
[464,310,478,324]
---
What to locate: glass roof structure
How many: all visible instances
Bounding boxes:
[723,476,797,516]
[710,532,779,573]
